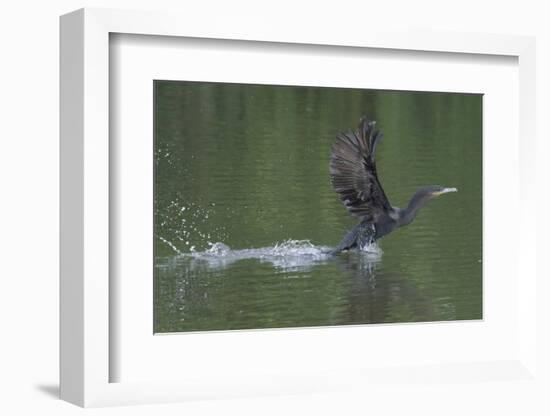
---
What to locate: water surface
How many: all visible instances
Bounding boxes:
[154,81,482,333]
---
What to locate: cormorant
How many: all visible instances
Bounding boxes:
[330,116,457,253]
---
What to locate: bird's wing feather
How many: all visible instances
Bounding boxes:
[329,117,392,221]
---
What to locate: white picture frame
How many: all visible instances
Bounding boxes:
[60,7,538,408]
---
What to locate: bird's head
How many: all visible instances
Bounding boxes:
[426,185,458,198]
[407,185,458,210]
[399,185,458,226]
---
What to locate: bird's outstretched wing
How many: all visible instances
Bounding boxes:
[329,117,392,221]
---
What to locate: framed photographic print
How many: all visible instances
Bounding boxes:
[60,7,539,408]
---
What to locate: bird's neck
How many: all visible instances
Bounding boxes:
[398,189,433,226]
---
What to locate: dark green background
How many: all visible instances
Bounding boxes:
[154,80,482,333]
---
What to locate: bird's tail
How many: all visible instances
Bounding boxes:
[331,224,361,254]
[331,221,376,254]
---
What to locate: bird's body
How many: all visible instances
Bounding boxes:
[329,116,457,253]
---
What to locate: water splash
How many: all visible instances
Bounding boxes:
[187,239,332,272]
[156,197,228,255]
[157,236,182,255]
[157,239,382,273]
[358,242,383,256]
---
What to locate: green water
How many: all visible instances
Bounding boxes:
[154,80,482,333]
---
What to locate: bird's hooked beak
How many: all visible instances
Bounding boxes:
[433,187,458,197]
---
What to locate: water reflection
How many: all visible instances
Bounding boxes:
[154,242,455,332]
[334,254,438,325]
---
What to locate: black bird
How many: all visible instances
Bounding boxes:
[330,116,457,253]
